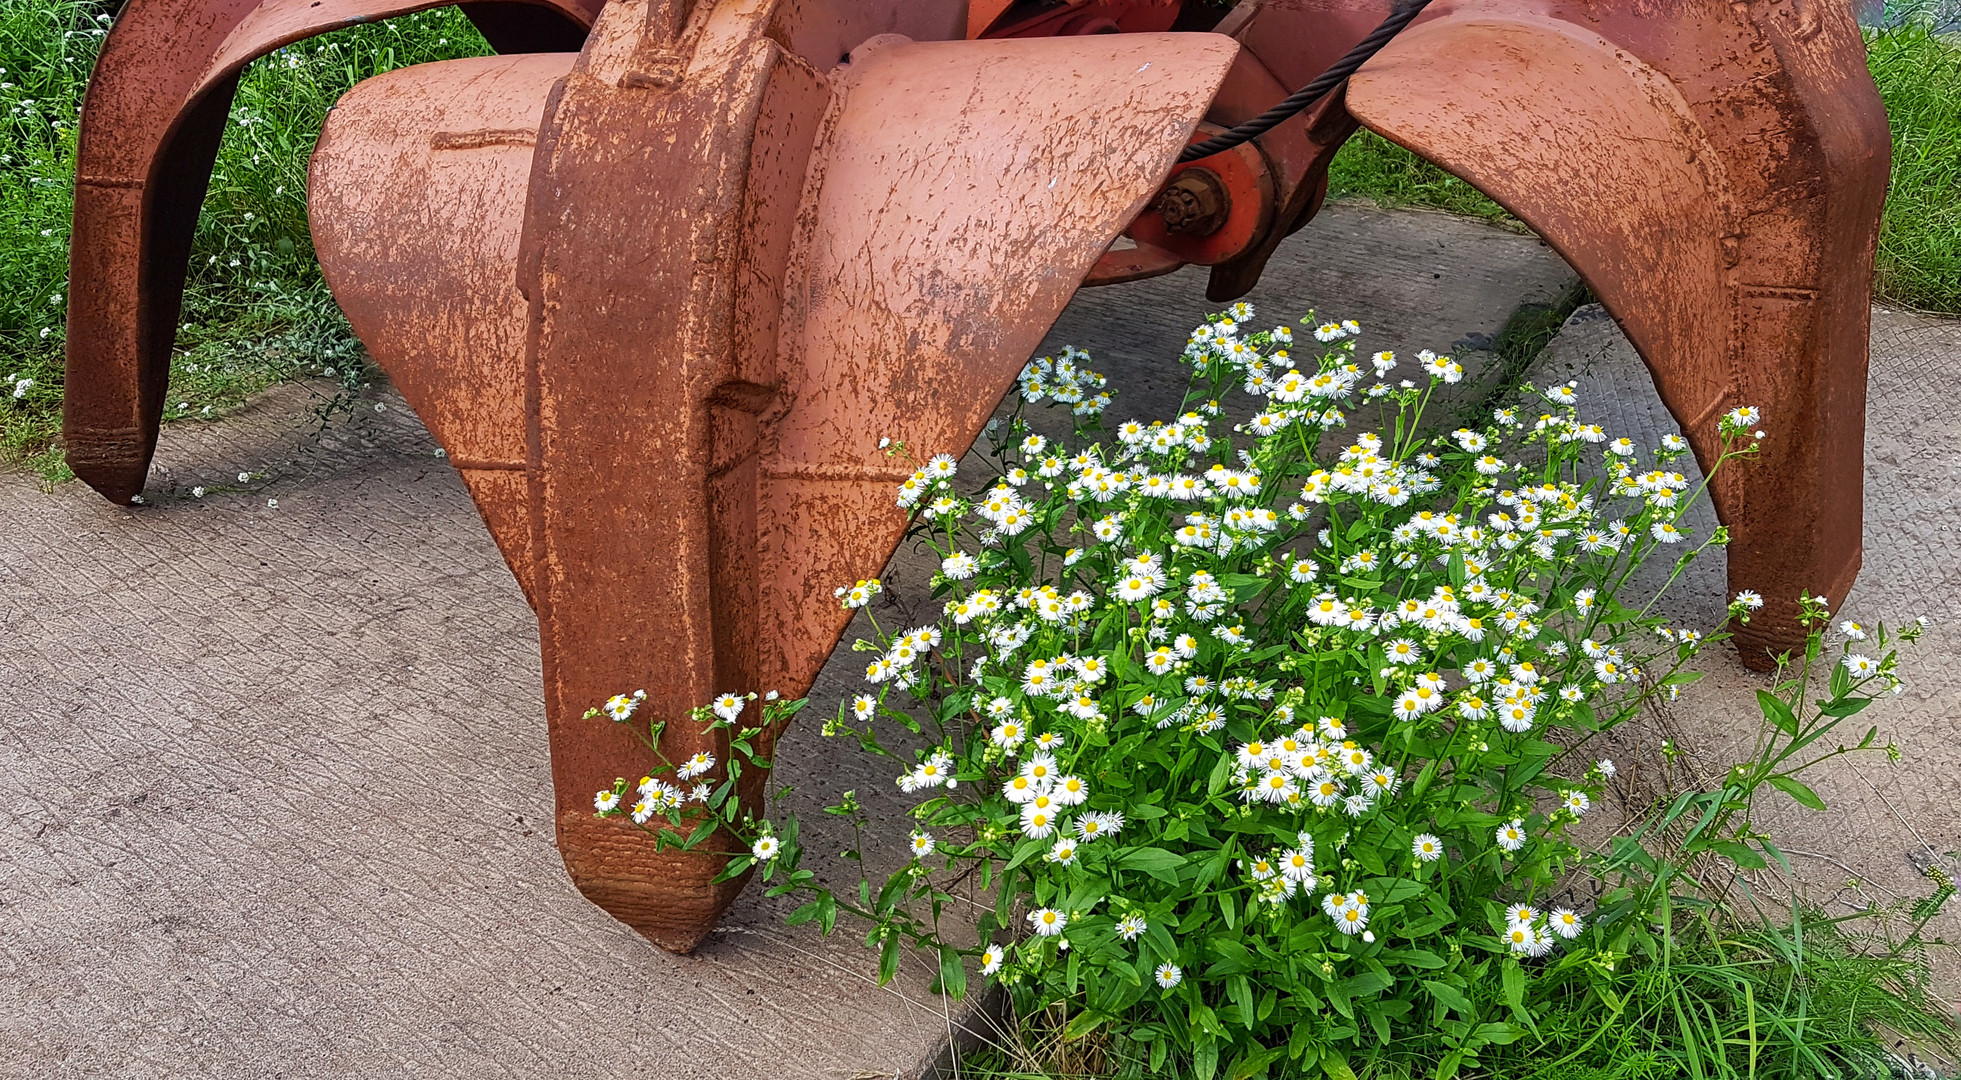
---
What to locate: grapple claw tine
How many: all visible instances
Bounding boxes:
[63,0,599,504]
[1344,3,1888,661]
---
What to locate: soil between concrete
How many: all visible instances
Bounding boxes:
[18,204,1948,1078]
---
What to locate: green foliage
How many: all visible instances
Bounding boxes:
[589,306,1950,1077]
[1868,23,1961,315]
[963,911,1958,1080]
[1326,130,1516,230]
[0,0,487,478]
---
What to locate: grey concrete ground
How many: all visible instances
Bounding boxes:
[1528,303,1961,1011]
[5,202,1950,1077]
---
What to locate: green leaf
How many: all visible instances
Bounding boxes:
[1473,1022,1523,1046]
[1321,1052,1359,1080]
[877,931,901,985]
[1207,751,1236,797]
[1501,959,1526,1016]
[1229,974,1255,1028]
[683,817,719,848]
[1756,690,1799,736]
[1422,979,1475,1018]
[1768,775,1827,811]
[1064,1009,1109,1039]
[1194,1038,1221,1080]
[1120,846,1188,885]
[938,945,968,999]
[1387,948,1446,969]
[1345,971,1393,997]
[1711,840,1768,869]
[1231,1044,1286,1080]
[1820,696,1872,719]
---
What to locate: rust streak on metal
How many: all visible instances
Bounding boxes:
[431,128,540,150]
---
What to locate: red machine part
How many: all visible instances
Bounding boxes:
[1124,127,1273,269]
[62,0,1887,950]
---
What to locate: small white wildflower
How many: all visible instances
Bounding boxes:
[1027,908,1067,936]
[1495,819,1526,852]
[1412,833,1443,862]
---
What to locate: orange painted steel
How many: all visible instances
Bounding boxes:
[65,0,1887,949]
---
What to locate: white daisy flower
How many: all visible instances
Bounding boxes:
[752,835,781,860]
[991,721,1026,752]
[1495,819,1526,852]
[1411,833,1443,862]
[1155,962,1183,989]
[1019,807,1059,839]
[980,944,1005,975]
[1027,908,1067,936]
[941,552,979,580]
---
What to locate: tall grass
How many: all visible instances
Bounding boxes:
[1869,23,1961,315]
[961,900,1959,1080]
[0,0,486,479]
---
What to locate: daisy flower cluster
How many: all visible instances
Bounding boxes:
[812,307,1771,997]
[581,303,1875,1070]
[582,690,804,860]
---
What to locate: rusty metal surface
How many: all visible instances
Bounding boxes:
[307,0,1231,948]
[309,53,574,607]
[62,0,599,505]
[63,0,1887,949]
[1342,0,1888,663]
[516,4,1235,948]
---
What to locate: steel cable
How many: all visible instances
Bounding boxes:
[1177,0,1436,163]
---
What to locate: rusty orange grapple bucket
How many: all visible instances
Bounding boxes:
[64,0,1887,948]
